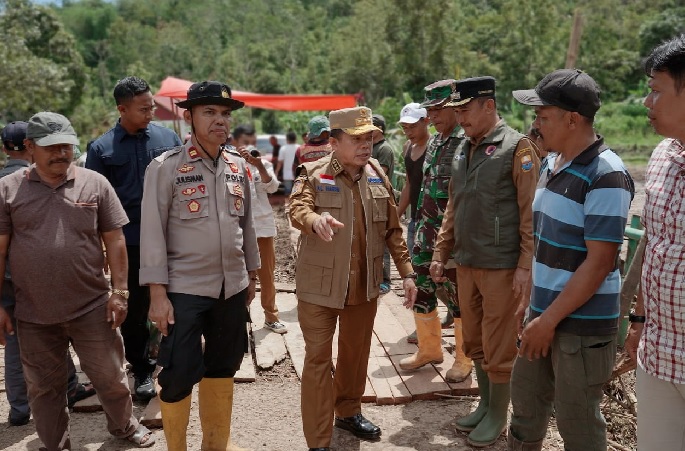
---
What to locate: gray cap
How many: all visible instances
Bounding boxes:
[26,112,79,146]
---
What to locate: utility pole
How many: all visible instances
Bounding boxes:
[565,10,584,69]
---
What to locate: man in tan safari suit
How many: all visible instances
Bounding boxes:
[289,106,417,451]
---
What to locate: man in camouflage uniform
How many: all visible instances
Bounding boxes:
[399,80,472,383]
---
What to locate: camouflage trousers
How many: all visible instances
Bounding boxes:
[411,251,460,317]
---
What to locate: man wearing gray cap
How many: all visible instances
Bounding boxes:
[508,69,633,450]
[0,121,96,427]
[0,112,154,449]
[294,115,333,166]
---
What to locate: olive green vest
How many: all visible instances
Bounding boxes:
[450,121,524,268]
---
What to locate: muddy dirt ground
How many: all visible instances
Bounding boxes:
[0,164,645,451]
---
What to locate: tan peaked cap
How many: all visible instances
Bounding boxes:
[329,107,381,136]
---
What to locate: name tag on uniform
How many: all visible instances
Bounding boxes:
[325,186,340,192]
[367,177,383,184]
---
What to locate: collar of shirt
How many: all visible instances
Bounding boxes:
[469,118,505,147]
[4,159,30,168]
[114,121,150,143]
[571,135,606,166]
[27,164,76,187]
[666,139,685,171]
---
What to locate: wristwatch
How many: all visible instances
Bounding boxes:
[403,272,418,280]
[628,312,646,323]
[111,289,130,300]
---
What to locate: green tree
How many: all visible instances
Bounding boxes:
[0,0,86,120]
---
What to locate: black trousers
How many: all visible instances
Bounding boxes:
[121,245,155,377]
[157,289,248,403]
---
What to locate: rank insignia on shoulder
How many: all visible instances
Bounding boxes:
[181,187,197,196]
[178,164,195,173]
[188,199,201,213]
[228,162,239,173]
[188,147,200,159]
[330,158,342,174]
[485,145,496,156]
[516,146,533,157]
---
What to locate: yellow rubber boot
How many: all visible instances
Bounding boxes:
[399,310,444,370]
[159,394,192,451]
[198,377,249,451]
[446,318,473,382]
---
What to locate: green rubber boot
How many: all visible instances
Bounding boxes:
[455,361,489,432]
[467,381,510,447]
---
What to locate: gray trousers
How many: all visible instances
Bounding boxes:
[17,302,138,450]
[2,282,79,424]
[509,332,616,451]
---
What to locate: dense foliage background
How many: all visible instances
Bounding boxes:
[1,0,683,155]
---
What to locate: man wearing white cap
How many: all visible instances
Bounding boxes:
[396,103,429,262]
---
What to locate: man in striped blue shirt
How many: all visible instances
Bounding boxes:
[508,70,634,451]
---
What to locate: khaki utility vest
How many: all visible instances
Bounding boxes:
[295,156,392,308]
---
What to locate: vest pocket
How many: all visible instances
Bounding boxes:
[369,185,388,222]
[296,251,334,296]
[314,192,342,220]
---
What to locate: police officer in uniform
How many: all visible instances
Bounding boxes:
[289,107,417,451]
[140,81,259,451]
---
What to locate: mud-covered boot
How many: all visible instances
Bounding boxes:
[399,311,444,370]
[159,394,192,451]
[446,318,472,382]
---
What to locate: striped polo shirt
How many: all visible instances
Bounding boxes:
[530,137,634,335]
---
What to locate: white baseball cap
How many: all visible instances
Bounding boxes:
[398,103,427,124]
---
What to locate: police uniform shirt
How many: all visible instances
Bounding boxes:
[139,141,260,299]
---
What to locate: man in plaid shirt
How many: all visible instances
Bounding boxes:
[625,34,685,450]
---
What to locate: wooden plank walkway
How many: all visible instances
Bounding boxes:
[243,281,478,404]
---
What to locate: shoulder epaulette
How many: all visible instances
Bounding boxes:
[154,145,184,162]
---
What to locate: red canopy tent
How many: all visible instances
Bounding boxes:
[154,76,358,121]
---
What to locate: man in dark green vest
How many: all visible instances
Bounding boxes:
[430,76,540,447]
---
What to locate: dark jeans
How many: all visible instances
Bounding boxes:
[157,289,249,403]
[122,246,154,377]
